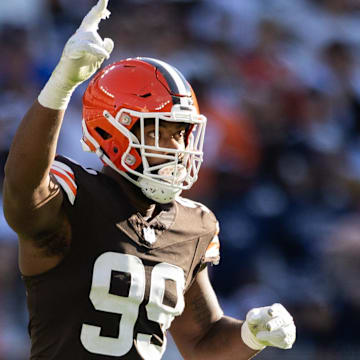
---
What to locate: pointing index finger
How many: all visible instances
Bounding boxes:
[79,0,111,32]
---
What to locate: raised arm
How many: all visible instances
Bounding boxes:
[3,0,113,275]
[170,267,296,360]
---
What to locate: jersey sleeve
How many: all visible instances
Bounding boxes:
[203,221,220,265]
[176,196,221,267]
[50,157,77,205]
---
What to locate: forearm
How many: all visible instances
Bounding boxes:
[190,316,260,360]
[4,101,64,193]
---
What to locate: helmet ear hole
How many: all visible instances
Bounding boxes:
[139,93,151,98]
[95,127,112,140]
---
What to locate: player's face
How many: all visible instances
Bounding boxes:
[134,121,187,166]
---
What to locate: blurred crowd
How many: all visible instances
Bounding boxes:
[1,0,360,359]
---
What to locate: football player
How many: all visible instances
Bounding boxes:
[3,1,296,359]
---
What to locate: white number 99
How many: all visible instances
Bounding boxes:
[80,252,185,359]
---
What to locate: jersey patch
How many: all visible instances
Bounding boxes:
[50,160,77,205]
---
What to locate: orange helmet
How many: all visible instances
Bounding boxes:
[82,57,207,203]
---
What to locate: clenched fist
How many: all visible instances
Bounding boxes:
[241,303,296,351]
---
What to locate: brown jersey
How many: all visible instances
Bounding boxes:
[22,156,220,360]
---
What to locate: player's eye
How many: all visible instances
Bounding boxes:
[147,130,156,139]
[173,130,186,141]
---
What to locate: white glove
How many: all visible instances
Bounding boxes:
[38,0,114,110]
[241,303,296,351]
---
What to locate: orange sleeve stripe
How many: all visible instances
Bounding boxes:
[65,170,75,180]
[50,168,77,196]
[52,163,75,180]
[206,242,220,251]
[206,235,220,250]
[204,235,220,261]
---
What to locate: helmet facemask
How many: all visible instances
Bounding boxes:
[82,105,206,203]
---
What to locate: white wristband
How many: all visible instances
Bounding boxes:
[241,321,266,351]
[38,74,77,111]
